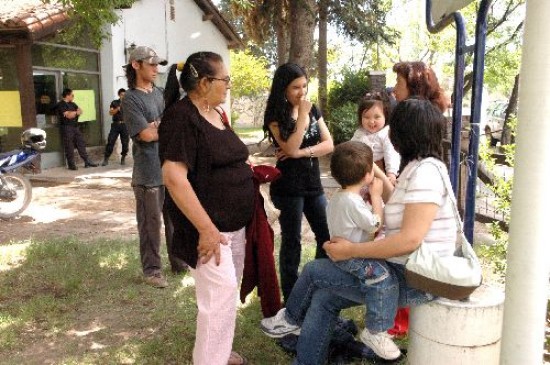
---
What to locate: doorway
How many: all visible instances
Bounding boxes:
[33,71,59,130]
[33,71,63,167]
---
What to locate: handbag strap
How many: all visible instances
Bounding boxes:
[214,107,231,129]
[414,160,465,235]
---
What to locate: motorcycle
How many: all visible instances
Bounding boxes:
[0,128,47,219]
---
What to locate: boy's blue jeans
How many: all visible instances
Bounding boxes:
[335,258,396,332]
[284,259,432,365]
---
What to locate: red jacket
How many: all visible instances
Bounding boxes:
[240,165,282,318]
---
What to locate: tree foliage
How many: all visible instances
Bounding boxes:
[326,68,370,144]
[225,0,397,66]
[329,102,357,145]
[46,0,136,47]
[442,0,523,96]
[478,118,516,277]
[229,50,271,125]
[330,0,397,45]
[229,50,271,100]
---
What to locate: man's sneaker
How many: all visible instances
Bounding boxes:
[260,308,301,338]
[359,328,401,360]
[144,273,168,288]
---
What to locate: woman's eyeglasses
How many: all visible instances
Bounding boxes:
[208,76,231,84]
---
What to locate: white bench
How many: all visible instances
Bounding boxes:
[408,284,505,364]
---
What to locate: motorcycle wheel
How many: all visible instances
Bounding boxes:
[0,173,32,219]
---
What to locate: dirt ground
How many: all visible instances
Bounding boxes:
[1,151,492,247]
[0,152,328,245]
[0,166,139,244]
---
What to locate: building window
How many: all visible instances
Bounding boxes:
[0,47,21,152]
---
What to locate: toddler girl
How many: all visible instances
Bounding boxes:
[351,92,400,185]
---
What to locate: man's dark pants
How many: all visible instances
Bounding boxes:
[104,122,129,159]
[60,124,90,167]
[133,185,188,276]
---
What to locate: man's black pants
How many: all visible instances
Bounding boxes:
[60,124,90,167]
[104,122,129,159]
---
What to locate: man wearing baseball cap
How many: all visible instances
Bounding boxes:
[125,46,168,68]
[122,46,187,288]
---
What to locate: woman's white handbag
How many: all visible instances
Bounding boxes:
[404,162,483,300]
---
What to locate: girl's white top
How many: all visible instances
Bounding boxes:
[351,125,401,175]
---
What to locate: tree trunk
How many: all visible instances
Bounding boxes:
[289,0,317,70]
[275,0,290,66]
[501,73,519,145]
[318,0,328,113]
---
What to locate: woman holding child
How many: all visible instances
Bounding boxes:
[261,98,457,364]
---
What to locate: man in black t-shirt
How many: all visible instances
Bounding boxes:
[56,88,98,170]
[102,88,129,166]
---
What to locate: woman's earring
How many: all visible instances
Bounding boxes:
[203,99,210,113]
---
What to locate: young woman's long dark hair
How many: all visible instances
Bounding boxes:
[263,63,308,141]
[164,52,224,110]
[389,98,447,172]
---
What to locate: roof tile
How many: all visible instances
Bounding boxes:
[0,0,69,36]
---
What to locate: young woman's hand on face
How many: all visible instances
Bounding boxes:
[298,99,312,118]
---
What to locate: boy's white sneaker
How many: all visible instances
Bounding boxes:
[359,328,401,360]
[260,308,301,338]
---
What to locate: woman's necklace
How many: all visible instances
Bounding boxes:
[199,108,225,130]
[136,85,153,93]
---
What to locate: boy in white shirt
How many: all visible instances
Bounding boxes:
[326,141,400,359]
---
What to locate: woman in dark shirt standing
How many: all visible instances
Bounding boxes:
[263,63,334,302]
[159,52,252,365]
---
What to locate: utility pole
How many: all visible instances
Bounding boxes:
[499,0,550,362]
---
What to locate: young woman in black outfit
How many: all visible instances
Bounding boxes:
[263,63,334,302]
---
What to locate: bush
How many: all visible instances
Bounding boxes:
[478,117,516,278]
[231,110,240,124]
[327,68,370,120]
[328,102,357,145]
[325,68,369,144]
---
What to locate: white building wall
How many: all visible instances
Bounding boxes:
[167,0,231,66]
[100,0,233,140]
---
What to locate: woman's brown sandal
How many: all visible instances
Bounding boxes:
[227,351,248,365]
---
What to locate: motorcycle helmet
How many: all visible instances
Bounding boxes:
[21,128,47,151]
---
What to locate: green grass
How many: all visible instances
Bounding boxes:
[0,236,409,364]
[233,125,264,139]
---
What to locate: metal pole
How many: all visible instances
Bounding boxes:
[464,0,491,242]
[500,0,550,362]
[449,12,466,196]
[425,1,467,198]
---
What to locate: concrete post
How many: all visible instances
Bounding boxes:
[408,285,504,364]
[499,0,550,363]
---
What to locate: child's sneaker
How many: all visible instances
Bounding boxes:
[260,308,301,338]
[359,328,401,360]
